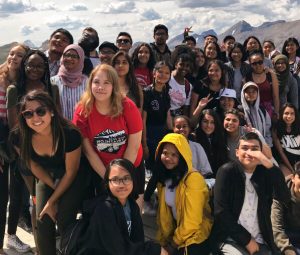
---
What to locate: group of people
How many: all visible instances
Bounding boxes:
[0,23,299,255]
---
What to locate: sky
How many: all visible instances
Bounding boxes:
[0,0,300,47]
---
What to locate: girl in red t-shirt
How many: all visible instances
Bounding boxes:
[73,64,144,203]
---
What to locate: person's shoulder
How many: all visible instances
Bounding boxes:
[184,170,206,189]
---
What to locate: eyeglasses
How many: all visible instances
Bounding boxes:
[22,106,48,119]
[109,176,132,186]
[250,60,264,66]
[63,53,79,59]
[100,50,115,55]
[25,64,45,71]
[116,39,130,45]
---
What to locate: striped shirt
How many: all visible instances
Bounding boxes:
[0,86,7,120]
[51,75,87,120]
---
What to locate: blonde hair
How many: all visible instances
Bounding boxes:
[78,64,123,118]
[0,43,29,88]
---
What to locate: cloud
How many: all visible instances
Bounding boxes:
[46,16,89,30]
[106,21,128,27]
[35,2,57,11]
[0,0,32,13]
[20,25,39,35]
[176,0,239,8]
[95,1,135,13]
[66,3,88,11]
[140,8,161,20]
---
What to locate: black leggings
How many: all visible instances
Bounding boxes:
[7,161,24,235]
[36,169,87,255]
[0,162,8,249]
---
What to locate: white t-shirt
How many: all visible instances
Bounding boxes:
[238,172,264,244]
[168,76,192,110]
[165,179,177,220]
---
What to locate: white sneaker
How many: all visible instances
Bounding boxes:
[6,234,31,253]
[143,201,156,216]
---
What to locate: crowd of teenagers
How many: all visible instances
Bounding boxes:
[0,24,300,255]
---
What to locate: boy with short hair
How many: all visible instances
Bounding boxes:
[213,132,290,255]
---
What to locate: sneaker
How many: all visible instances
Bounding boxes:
[6,234,31,253]
[18,217,32,233]
[143,201,156,216]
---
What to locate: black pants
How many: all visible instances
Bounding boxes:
[178,239,211,255]
[0,162,8,249]
[144,169,158,202]
[36,169,87,255]
[7,161,24,235]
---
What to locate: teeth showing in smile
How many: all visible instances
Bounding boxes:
[33,122,42,126]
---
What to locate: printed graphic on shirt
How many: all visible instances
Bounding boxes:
[127,220,132,235]
[281,135,300,155]
[151,99,159,111]
[94,129,127,153]
[136,74,148,88]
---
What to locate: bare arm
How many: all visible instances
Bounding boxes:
[123,131,142,164]
[30,160,55,189]
[166,110,173,130]
[82,138,106,178]
[189,91,199,121]
[272,129,294,172]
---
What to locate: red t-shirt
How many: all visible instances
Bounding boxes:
[134,67,153,88]
[73,97,143,167]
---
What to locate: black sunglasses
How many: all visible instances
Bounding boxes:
[22,106,48,119]
[116,39,130,44]
[250,60,264,66]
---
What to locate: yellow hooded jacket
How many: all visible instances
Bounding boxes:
[156,133,213,249]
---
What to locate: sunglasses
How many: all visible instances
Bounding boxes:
[22,106,48,119]
[250,60,264,66]
[116,39,130,44]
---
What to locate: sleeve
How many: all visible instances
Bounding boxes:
[270,166,291,204]
[288,75,298,109]
[72,105,89,138]
[213,165,252,246]
[197,143,213,176]
[6,85,18,109]
[173,172,211,245]
[65,128,82,152]
[123,98,143,134]
[271,199,296,254]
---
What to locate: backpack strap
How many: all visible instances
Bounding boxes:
[184,78,190,98]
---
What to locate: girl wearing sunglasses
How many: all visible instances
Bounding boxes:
[245,50,280,120]
[11,90,86,255]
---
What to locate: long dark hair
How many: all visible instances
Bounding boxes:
[132,42,155,70]
[195,109,228,174]
[203,41,222,61]
[16,90,76,169]
[281,37,300,58]
[243,35,263,59]
[228,42,247,62]
[202,59,227,88]
[16,50,52,98]
[104,158,138,200]
[156,142,188,189]
[275,103,300,139]
[112,51,141,108]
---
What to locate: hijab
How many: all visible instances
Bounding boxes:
[273,54,289,94]
[58,44,85,88]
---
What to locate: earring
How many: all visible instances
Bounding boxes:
[51,113,54,117]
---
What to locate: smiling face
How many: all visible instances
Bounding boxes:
[230,47,243,63]
[7,45,27,71]
[246,38,260,52]
[116,35,132,52]
[205,43,217,59]
[201,114,215,135]
[25,54,46,81]
[236,139,261,171]
[175,59,190,77]
[249,54,265,74]
[23,100,52,135]
[91,69,113,104]
[137,45,150,65]
[224,113,240,133]
[161,143,180,170]
[285,41,298,56]
[220,97,235,111]
[49,32,71,54]
[208,63,222,83]
[173,117,190,138]
[282,106,295,126]
[244,86,258,104]
[62,49,80,72]
[108,164,133,205]
[113,55,129,77]
[153,65,170,86]
[263,42,275,57]
[274,59,287,73]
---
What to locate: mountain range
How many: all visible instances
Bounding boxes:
[1,19,300,63]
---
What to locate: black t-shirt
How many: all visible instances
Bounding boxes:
[143,85,170,126]
[192,80,221,110]
[31,128,81,178]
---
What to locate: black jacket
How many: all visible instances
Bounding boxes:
[82,195,161,255]
[212,161,290,253]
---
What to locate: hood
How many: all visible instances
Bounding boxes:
[156,133,193,172]
[241,81,260,112]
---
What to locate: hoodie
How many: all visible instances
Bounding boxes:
[241,82,273,147]
[155,133,213,249]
